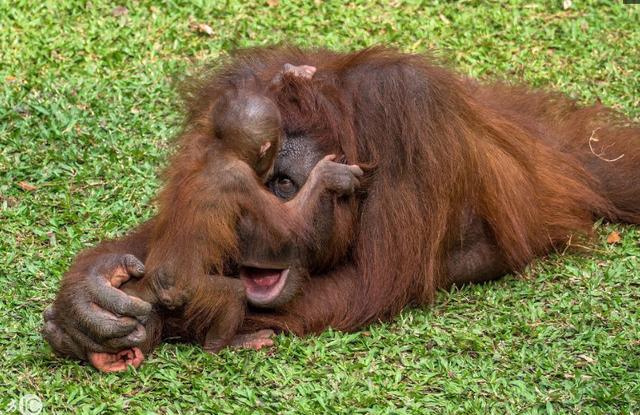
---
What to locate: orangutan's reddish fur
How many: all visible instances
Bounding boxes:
[220,47,640,335]
[49,47,640,361]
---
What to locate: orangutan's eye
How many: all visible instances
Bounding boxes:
[271,176,298,200]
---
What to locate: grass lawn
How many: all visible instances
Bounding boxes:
[1,1,639,413]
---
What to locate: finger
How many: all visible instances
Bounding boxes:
[88,347,145,373]
[88,272,152,318]
[59,320,117,354]
[299,65,317,77]
[348,165,364,177]
[92,254,143,288]
[42,321,85,360]
[283,63,316,79]
[252,329,275,339]
[154,269,176,290]
[79,303,140,340]
[230,329,276,350]
[89,352,129,372]
[102,323,147,350]
[43,305,56,322]
[122,254,145,278]
[123,347,145,368]
[233,337,274,350]
[322,154,336,162]
[88,254,130,287]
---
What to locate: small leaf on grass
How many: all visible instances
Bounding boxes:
[562,0,572,10]
[606,231,621,244]
[577,354,596,364]
[191,22,214,36]
[17,181,37,191]
[112,6,128,17]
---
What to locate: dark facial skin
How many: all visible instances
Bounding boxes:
[238,134,360,308]
[239,134,510,308]
[269,134,357,253]
[237,135,321,307]
[269,136,326,200]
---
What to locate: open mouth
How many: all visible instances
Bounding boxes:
[239,267,289,305]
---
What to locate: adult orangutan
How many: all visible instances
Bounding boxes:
[42,46,640,371]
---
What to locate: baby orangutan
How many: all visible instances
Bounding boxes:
[87,64,363,372]
[144,88,288,309]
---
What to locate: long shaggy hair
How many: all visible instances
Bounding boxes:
[179,46,640,335]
